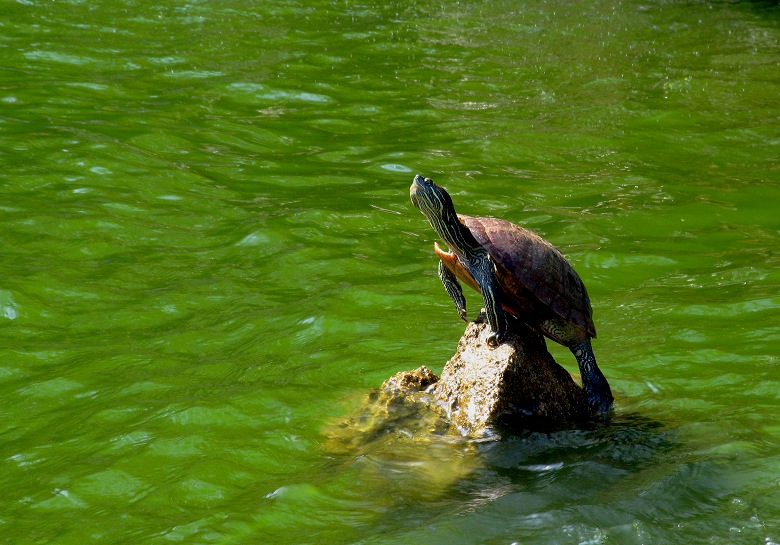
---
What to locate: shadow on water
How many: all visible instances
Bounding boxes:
[474,413,679,513]
[487,411,675,471]
[743,0,780,14]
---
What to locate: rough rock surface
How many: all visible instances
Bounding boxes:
[426,317,593,433]
[382,365,439,393]
[349,313,601,436]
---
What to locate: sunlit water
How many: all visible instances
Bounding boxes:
[1,0,779,543]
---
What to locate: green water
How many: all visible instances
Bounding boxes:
[2,0,779,543]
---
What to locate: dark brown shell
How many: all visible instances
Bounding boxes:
[461,215,596,338]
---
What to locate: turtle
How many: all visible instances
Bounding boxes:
[409,174,613,414]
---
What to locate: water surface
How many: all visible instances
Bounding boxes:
[1,0,779,543]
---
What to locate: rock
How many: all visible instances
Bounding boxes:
[382,366,439,393]
[426,314,594,434]
[326,313,602,444]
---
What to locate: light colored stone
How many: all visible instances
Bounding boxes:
[427,317,591,434]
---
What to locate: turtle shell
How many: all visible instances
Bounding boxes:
[460,215,596,338]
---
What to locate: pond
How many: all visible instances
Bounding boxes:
[1,0,779,543]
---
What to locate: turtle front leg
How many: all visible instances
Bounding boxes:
[471,255,506,347]
[438,260,467,322]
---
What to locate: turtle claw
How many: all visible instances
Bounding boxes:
[486,330,505,348]
[458,308,468,322]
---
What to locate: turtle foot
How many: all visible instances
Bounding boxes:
[486,331,505,348]
[583,378,614,416]
[585,393,614,416]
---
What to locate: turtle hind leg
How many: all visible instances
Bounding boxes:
[438,260,467,322]
[569,338,614,415]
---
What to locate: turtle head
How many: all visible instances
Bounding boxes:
[410,174,457,224]
[410,174,479,257]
